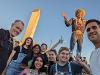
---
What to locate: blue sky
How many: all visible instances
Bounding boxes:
[0,0,100,62]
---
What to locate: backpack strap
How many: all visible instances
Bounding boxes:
[55,63,58,73]
[20,46,22,52]
[68,61,72,75]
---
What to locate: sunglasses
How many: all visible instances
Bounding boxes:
[86,26,97,32]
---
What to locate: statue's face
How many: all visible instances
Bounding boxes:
[76,11,84,18]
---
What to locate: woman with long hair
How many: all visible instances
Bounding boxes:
[20,55,46,75]
[5,37,33,75]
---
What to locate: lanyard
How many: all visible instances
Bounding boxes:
[55,62,72,75]
[19,46,22,52]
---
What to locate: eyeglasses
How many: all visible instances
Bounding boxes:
[86,26,97,32]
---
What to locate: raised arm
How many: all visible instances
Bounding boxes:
[50,37,63,50]
[62,12,72,27]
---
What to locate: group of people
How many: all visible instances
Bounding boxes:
[0,8,100,75]
[1,36,90,75]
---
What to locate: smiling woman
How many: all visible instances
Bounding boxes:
[5,37,33,75]
[20,55,47,75]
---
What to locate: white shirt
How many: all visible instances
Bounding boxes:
[90,48,100,75]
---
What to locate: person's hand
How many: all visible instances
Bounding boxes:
[58,38,63,44]
[74,56,83,64]
[75,56,88,67]
[61,12,67,17]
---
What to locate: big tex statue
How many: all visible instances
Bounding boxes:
[62,8,86,57]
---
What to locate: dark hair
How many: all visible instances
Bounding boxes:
[49,49,57,55]
[86,19,100,27]
[30,55,45,72]
[12,19,24,26]
[32,44,41,54]
[41,43,47,49]
[22,37,33,50]
[58,47,69,54]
